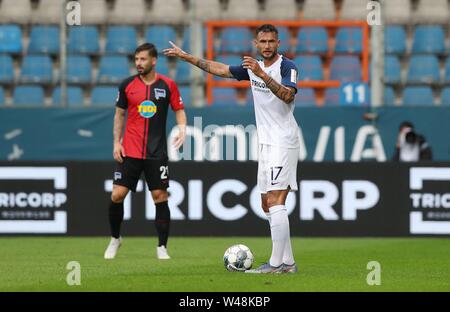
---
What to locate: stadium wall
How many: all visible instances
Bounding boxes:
[0,162,449,236]
[1,107,449,161]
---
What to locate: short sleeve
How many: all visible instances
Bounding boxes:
[280,58,298,94]
[115,81,128,109]
[229,65,250,81]
[169,81,184,111]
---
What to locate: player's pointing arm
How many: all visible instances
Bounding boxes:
[163,41,234,78]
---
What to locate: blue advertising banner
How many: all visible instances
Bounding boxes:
[0,106,449,161]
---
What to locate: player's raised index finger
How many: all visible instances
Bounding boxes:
[169,41,177,48]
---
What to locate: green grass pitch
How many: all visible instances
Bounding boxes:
[1,237,449,292]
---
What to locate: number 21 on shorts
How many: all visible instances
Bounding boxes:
[160,166,169,179]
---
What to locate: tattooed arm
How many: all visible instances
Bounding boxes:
[260,73,296,104]
[163,41,233,78]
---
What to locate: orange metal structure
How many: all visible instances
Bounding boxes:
[205,20,370,106]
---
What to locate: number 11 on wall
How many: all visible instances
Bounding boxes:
[340,83,370,106]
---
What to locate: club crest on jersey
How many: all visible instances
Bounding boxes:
[291,69,297,84]
[154,88,166,100]
[138,100,157,118]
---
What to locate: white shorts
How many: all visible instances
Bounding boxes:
[257,144,299,194]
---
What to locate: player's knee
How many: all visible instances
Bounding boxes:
[266,195,277,208]
[111,190,127,203]
[261,200,269,212]
[111,185,129,203]
[266,192,284,208]
[152,189,168,203]
[266,190,289,208]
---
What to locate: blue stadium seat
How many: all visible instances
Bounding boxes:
[296,27,328,54]
[219,27,253,54]
[67,56,92,84]
[384,56,401,84]
[0,54,15,84]
[212,87,238,106]
[444,57,450,83]
[105,26,138,55]
[178,86,191,106]
[385,26,406,54]
[156,56,170,77]
[215,55,242,80]
[52,87,84,107]
[13,86,45,106]
[0,87,4,105]
[0,25,22,54]
[412,26,446,54]
[20,55,53,84]
[324,88,341,106]
[295,88,316,106]
[384,87,396,106]
[407,55,440,84]
[182,27,207,53]
[277,26,291,54]
[97,56,130,84]
[216,55,243,67]
[402,86,434,106]
[91,87,117,106]
[441,87,450,106]
[175,61,191,83]
[330,56,362,82]
[28,26,60,55]
[68,26,100,54]
[335,27,362,54]
[293,55,323,81]
[145,26,177,53]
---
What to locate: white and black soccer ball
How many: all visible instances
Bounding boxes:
[223,244,254,272]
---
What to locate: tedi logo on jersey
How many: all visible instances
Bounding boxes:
[138,100,157,118]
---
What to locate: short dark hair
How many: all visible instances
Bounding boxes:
[135,43,158,58]
[400,121,414,130]
[255,24,278,37]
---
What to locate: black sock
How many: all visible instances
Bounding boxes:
[155,201,170,247]
[109,201,124,239]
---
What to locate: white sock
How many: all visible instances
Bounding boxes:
[268,205,289,267]
[282,218,295,266]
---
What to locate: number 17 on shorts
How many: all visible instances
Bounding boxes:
[257,144,299,193]
[270,166,283,186]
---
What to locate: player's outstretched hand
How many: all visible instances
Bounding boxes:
[113,142,125,163]
[163,41,186,58]
[242,56,264,78]
[172,125,186,150]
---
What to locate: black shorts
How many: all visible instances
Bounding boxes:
[112,157,169,192]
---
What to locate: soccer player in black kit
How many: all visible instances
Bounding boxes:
[104,43,187,260]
